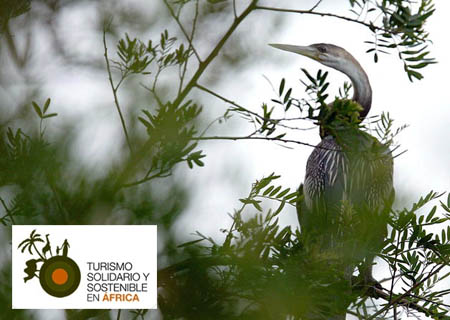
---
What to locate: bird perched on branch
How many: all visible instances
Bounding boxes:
[270,43,394,308]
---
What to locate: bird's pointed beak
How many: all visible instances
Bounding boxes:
[269,43,319,61]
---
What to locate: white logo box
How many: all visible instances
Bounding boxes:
[12,225,157,309]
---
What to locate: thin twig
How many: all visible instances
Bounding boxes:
[255,195,296,207]
[195,83,313,131]
[140,83,164,108]
[367,262,449,320]
[190,0,200,53]
[0,197,15,224]
[192,135,322,149]
[122,172,171,189]
[163,0,202,63]
[369,286,449,319]
[379,273,402,284]
[404,292,450,309]
[103,25,133,154]
[389,227,402,304]
[254,5,394,34]
[232,0,238,19]
[178,0,200,96]
[195,83,251,111]
[198,114,227,137]
[309,0,323,12]
[172,0,258,109]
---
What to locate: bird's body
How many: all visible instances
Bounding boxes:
[270,42,394,319]
[302,129,393,227]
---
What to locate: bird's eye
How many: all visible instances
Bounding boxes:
[318,46,326,53]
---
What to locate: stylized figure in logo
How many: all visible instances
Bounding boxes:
[18,229,81,298]
[24,259,41,283]
[56,239,70,257]
[61,239,70,257]
[42,234,53,258]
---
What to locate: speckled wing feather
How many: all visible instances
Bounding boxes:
[299,132,393,235]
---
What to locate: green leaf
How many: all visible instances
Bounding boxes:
[383,244,397,254]
[285,99,292,111]
[279,78,285,96]
[252,201,262,212]
[273,200,285,216]
[283,88,292,104]
[181,143,198,157]
[43,98,51,113]
[192,157,204,167]
[269,186,281,197]
[276,225,290,241]
[177,238,204,248]
[417,233,433,247]
[277,188,290,198]
[409,62,433,69]
[407,69,423,81]
[301,68,316,86]
[42,113,58,119]
[32,101,43,118]
[418,214,424,224]
[263,186,274,196]
[425,206,437,223]
[283,191,298,201]
[138,116,152,128]
[409,226,420,248]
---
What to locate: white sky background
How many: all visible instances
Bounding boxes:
[11,0,449,319]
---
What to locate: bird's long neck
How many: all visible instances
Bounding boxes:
[340,58,372,120]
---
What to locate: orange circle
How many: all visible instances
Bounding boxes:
[51,268,69,285]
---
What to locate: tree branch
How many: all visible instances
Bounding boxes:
[367,262,449,319]
[368,286,449,319]
[103,26,133,154]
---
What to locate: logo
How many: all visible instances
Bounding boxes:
[18,229,81,298]
[12,225,157,309]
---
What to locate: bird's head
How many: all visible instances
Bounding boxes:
[269,43,356,72]
[270,42,372,120]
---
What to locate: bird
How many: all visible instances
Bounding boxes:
[270,43,394,312]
